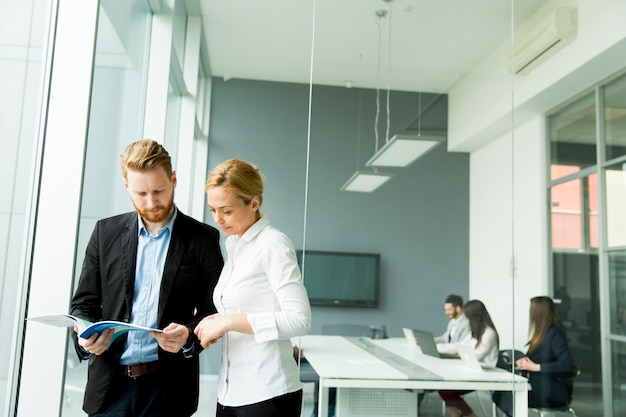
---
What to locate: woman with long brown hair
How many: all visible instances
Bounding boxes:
[439,299,499,417]
[516,296,574,409]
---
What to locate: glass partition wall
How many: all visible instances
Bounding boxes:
[305,0,504,336]
[6,0,626,416]
[205,0,525,414]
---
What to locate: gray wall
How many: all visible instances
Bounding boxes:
[206,78,470,337]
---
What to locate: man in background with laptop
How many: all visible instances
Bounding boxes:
[414,295,471,410]
[434,294,470,346]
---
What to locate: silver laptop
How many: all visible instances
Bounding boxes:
[402,328,459,359]
[455,343,497,372]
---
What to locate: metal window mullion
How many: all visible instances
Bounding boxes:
[595,85,613,415]
[548,165,598,188]
[581,177,591,252]
[546,115,556,296]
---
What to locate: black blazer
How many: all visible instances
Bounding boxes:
[526,325,574,408]
[70,210,223,416]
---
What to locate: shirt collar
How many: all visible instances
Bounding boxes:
[137,206,178,237]
[239,215,269,242]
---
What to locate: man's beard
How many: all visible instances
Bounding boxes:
[134,197,174,223]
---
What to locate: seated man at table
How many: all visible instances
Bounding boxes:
[418,295,471,410]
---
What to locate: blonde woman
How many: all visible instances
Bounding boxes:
[195,159,311,417]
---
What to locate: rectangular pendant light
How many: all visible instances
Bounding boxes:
[340,171,393,193]
[365,134,444,167]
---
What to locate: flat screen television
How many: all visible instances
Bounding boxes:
[296,250,380,308]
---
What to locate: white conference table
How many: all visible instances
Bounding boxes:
[299,335,528,417]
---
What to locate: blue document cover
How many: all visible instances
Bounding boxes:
[28,314,162,344]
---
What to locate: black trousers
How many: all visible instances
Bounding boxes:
[216,390,303,417]
[89,374,165,417]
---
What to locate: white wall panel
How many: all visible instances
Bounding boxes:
[470,116,547,350]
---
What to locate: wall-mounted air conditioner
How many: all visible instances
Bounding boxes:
[509,7,577,75]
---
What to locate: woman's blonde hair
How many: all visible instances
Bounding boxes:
[206,159,263,212]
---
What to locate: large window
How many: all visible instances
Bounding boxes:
[549,71,626,417]
[550,92,597,178]
[550,168,599,250]
[605,73,626,417]
[0,0,53,414]
[605,163,626,247]
[604,75,626,162]
[61,1,152,416]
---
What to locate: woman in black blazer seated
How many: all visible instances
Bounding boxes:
[517,296,575,408]
[495,296,575,415]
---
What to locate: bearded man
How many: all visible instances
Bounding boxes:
[70,139,224,417]
[434,294,470,344]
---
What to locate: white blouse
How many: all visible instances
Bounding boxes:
[213,216,312,406]
[460,326,499,367]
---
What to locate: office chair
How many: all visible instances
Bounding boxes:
[496,349,525,371]
[528,364,580,417]
[297,354,320,417]
[491,349,525,417]
[298,357,319,383]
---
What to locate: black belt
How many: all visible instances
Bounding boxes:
[120,361,160,378]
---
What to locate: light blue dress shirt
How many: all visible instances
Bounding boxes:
[119,209,177,365]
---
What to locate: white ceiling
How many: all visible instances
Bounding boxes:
[199,0,545,94]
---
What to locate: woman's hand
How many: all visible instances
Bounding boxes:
[194,313,253,348]
[516,356,541,372]
[194,314,227,348]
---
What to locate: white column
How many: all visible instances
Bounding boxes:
[191,130,210,220]
[190,76,213,221]
[142,0,174,142]
[175,15,202,217]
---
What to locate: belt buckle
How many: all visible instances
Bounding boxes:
[126,365,138,378]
